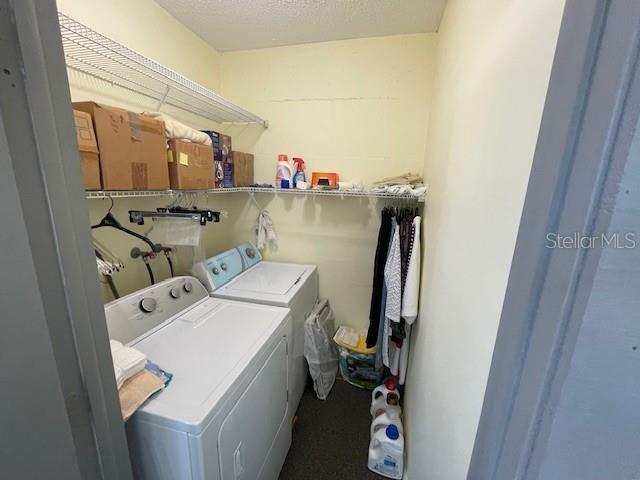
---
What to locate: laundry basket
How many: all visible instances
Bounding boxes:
[333,326,382,390]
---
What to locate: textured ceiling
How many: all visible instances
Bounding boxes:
[154,0,446,52]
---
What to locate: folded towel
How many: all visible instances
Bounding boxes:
[111,343,147,389]
[119,370,164,421]
[142,111,212,146]
[371,173,423,187]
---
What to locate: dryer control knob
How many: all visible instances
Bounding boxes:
[139,297,157,313]
[169,287,181,299]
[212,267,220,275]
[246,247,256,259]
[220,263,227,271]
[183,282,193,293]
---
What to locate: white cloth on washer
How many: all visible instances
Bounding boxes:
[143,111,212,146]
[110,340,147,389]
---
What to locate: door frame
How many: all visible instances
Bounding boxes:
[0,1,133,478]
[469,0,640,478]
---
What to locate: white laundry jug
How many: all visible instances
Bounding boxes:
[368,424,404,479]
[370,411,403,438]
[370,377,401,418]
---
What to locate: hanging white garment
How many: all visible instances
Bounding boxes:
[255,209,277,251]
[399,216,421,384]
[383,219,402,367]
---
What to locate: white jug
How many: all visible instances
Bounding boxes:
[370,411,403,438]
[368,424,404,479]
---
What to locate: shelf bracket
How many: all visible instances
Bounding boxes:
[157,84,171,111]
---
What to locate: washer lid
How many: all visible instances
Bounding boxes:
[226,262,308,296]
[129,297,289,433]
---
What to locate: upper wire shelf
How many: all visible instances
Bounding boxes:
[85,187,425,202]
[58,12,267,127]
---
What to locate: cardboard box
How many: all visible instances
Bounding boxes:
[73,102,169,190]
[73,109,101,190]
[167,140,214,190]
[232,151,254,187]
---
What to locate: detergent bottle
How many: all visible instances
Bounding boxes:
[275,154,293,188]
[370,410,403,438]
[292,157,306,188]
[370,377,401,417]
[368,424,404,479]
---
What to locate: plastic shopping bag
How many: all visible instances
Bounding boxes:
[304,299,339,400]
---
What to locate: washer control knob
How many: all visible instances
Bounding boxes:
[183,281,193,293]
[245,247,256,259]
[220,262,228,271]
[169,287,181,299]
[139,297,157,313]
[212,267,220,275]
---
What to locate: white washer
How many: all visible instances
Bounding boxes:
[193,243,318,415]
[104,276,292,480]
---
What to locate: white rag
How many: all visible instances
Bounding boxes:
[143,111,212,146]
[110,340,147,389]
[255,209,277,251]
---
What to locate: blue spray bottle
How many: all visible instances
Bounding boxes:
[292,157,306,188]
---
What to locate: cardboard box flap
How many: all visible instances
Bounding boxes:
[73,110,99,154]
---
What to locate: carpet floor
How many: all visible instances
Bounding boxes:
[278,379,381,480]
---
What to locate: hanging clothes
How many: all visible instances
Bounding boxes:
[367,205,422,386]
[366,208,394,347]
[383,217,402,370]
[398,216,421,384]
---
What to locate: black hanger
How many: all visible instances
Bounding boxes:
[92,211,162,252]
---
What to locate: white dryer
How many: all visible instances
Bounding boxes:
[193,243,318,415]
[104,276,292,480]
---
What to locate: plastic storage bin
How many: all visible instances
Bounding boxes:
[333,326,383,390]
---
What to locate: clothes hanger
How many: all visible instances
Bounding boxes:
[91,196,163,252]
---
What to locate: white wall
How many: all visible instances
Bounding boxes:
[220,35,436,330]
[403,1,566,479]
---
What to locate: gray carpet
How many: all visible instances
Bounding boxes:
[278,379,381,480]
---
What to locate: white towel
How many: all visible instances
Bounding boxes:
[110,340,147,389]
[143,111,212,146]
[255,209,277,251]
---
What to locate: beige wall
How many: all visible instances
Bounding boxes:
[403,1,566,479]
[58,0,238,301]
[60,0,436,332]
[220,35,436,330]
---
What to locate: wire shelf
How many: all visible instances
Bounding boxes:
[58,12,267,127]
[86,187,425,202]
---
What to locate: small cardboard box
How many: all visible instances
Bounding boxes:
[167,140,214,190]
[73,109,101,190]
[232,151,254,187]
[73,102,169,190]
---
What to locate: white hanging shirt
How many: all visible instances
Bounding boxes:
[384,220,402,323]
[401,216,421,324]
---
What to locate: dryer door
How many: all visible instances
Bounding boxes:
[218,337,289,480]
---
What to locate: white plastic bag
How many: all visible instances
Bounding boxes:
[304,299,339,400]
